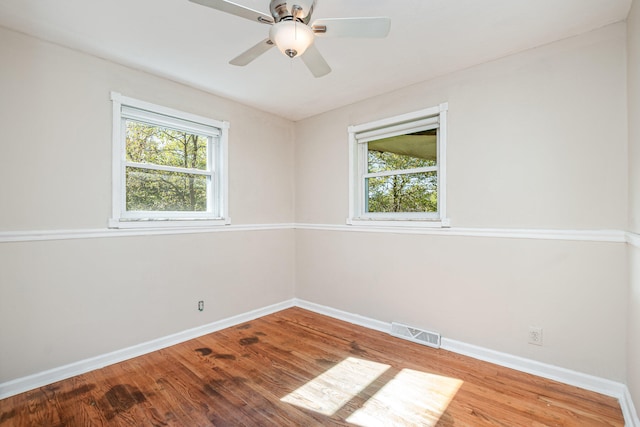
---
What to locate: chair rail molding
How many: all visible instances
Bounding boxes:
[0,223,628,243]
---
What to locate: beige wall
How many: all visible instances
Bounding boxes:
[630,2,640,236]
[0,27,295,383]
[0,230,294,381]
[628,0,640,416]
[295,23,629,381]
[295,23,628,229]
[296,230,627,379]
[0,27,295,230]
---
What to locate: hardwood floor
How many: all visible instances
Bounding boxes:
[0,307,625,426]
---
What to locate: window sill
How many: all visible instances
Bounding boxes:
[109,217,231,229]
[346,217,451,228]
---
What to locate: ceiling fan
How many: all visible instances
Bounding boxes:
[188,0,391,77]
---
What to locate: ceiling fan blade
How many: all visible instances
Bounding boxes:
[229,39,275,66]
[188,0,274,25]
[301,44,331,78]
[312,17,391,38]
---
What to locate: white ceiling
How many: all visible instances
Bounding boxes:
[0,0,632,121]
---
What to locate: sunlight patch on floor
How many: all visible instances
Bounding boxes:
[346,368,463,426]
[281,357,390,416]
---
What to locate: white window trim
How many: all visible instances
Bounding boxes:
[109,92,230,229]
[347,103,449,228]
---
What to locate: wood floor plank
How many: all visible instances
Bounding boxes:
[0,307,625,426]
[193,325,347,425]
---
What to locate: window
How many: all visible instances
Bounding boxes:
[348,103,449,227]
[110,92,229,228]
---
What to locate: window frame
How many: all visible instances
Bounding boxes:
[109,92,230,229]
[347,103,449,227]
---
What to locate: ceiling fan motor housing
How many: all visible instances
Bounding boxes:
[270,0,315,23]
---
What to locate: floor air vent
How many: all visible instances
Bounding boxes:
[390,322,441,349]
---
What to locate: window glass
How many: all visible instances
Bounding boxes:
[126,121,209,170]
[367,129,437,174]
[364,128,439,215]
[124,119,211,213]
[366,171,437,213]
[125,167,208,212]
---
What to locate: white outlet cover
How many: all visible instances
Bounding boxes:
[528,326,543,346]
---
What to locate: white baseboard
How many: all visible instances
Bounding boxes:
[440,338,626,397]
[0,299,295,400]
[622,387,640,427]
[293,298,390,333]
[1,298,638,426]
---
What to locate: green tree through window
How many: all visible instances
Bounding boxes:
[366,129,438,213]
[125,121,210,212]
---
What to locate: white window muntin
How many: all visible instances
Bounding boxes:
[348,103,448,225]
[110,92,230,228]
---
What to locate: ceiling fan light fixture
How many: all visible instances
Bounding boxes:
[269,20,314,58]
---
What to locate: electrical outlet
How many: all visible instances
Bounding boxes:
[528,326,543,346]
[198,300,204,312]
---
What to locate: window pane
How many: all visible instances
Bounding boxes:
[126,120,209,170]
[367,129,437,173]
[366,171,437,213]
[126,167,208,212]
